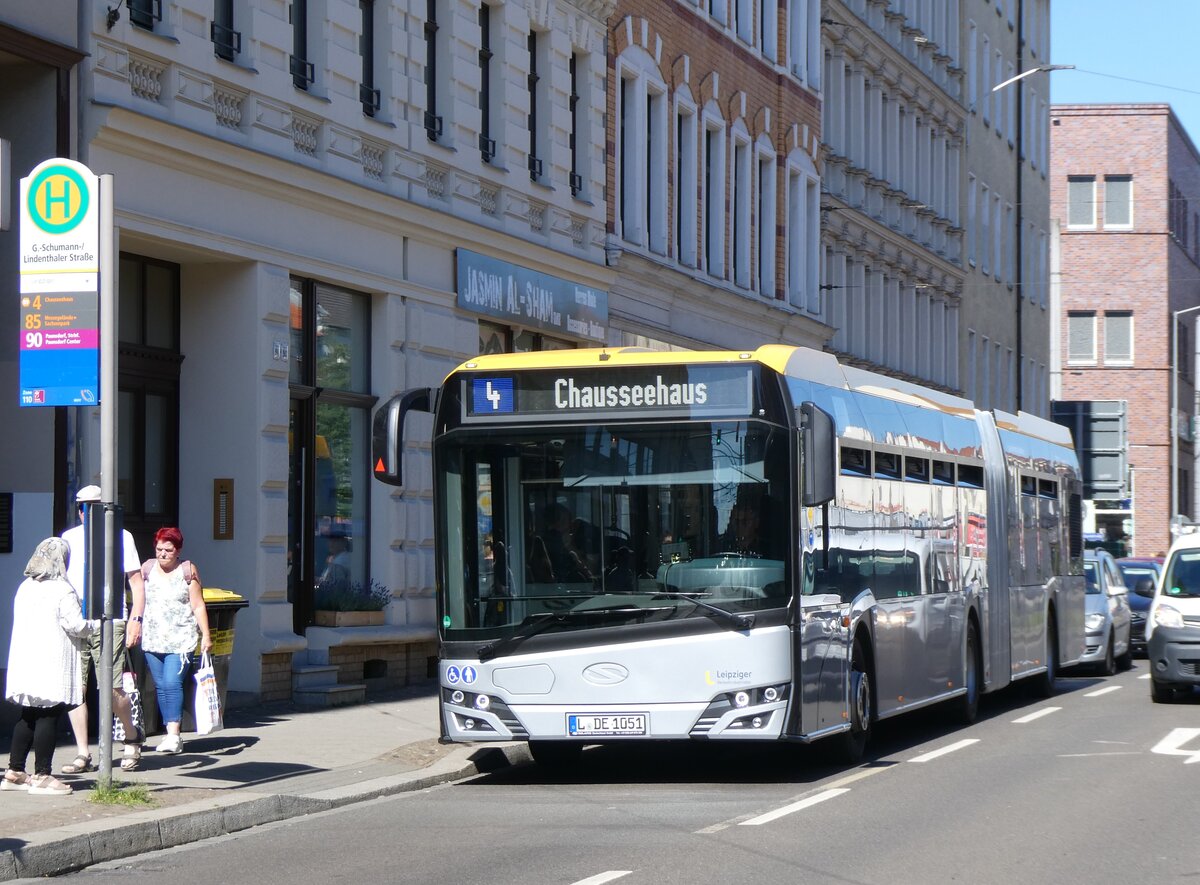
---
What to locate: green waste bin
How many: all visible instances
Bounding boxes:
[139,588,248,735]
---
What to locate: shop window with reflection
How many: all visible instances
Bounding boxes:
[289,279,375,632]
[479,320,574,354]
[117,254,182,557]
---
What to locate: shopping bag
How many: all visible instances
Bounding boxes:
[193,652,224,735]
[113,669,145,742]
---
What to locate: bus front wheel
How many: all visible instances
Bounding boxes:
[835,637,873,764]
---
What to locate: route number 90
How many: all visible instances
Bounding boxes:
[25,332,44,349]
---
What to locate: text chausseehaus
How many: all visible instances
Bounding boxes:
[554,376,708,409]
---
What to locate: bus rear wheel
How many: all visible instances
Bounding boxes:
[956,621,981,724]
[1030,614,1058,698]
[528,740,584,768]
[835,637,873,764]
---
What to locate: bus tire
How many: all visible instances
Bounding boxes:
[1030,612,1058,698]
[528,740,584,768]
[955,620,981,725]
[835,636,873,764]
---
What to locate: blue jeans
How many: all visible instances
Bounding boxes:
[144,651,192,726]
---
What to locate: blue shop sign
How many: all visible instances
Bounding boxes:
[456,249,608,341]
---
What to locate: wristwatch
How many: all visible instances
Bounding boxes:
[130,616,143,623]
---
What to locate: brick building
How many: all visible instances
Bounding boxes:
[605,2,828,351]
[1050,104,1200,556]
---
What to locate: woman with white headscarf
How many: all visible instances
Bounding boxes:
[4,537,96,796]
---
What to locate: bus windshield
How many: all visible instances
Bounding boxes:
[437,420,790,641]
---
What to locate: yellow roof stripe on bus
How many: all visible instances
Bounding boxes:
[446,345,800,377]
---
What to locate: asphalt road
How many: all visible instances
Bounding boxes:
[58,661,1200,885]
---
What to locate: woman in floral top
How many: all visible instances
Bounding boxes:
[141,527,211,756]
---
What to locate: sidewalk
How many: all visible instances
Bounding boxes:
[0,686,526,880]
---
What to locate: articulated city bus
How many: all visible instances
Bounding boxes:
[372,345,1085,764]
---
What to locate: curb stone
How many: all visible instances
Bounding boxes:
[5,743,528,881]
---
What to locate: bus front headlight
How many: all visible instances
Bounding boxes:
[1152,605,1184,630]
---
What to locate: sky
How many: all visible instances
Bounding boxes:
[1051,1,1200,140]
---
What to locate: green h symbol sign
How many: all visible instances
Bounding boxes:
[27,165,90,234]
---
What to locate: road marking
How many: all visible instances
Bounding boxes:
[1139,674,1151,680]
[1012,706,1061,724]
[1084,685,1122,697]
[738,788,850,826]
[697,765,890,834]
[909,738,979,763]
[570,872,632,885]
[1151,728,1200,764]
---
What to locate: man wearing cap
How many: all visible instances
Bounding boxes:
[59,485,146,773]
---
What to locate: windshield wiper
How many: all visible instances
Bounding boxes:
[476,605,658,662]
[653,592,755,631]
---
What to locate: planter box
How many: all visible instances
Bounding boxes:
[313,610,385,627]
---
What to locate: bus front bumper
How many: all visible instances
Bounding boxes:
[441,697,789,742]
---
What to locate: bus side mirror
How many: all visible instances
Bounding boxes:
[799,401,835,507]
[372,388,434,487]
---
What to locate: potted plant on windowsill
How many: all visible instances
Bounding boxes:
[313,578,391,627]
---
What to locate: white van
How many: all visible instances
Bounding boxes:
[1146,532,1200,702]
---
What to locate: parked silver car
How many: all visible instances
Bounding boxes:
[1080,549,1133,674]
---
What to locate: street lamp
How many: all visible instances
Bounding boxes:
[992,62,1074,412]
[1170,305,1200,523]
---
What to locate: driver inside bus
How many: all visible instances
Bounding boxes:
[720,495,765,556]
[541,502,593,583]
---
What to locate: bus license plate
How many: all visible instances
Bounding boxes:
[568,713,647,736]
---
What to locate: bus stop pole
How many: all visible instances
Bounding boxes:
[97,173,116,784]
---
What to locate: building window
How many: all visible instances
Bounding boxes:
[758,0,776,60]
[787,0,819,86]
[675,103,698,267]
[980,183,990,275]
[478,5,495,161]
[480,321,576,355]
[527,30,545,181]
[129,0,161,31]
[424,0,443,141]
[966,174,977,265]
[1067,311,1097,364]
[732,135,751,288]
[757,151,776,297]
[992,192,1002,281]
[646,87,667,254]
[1104,175,1132,228]
[212,0,240,61]
[619,76,637,243]
[117,254,182,557]
[291,0,314,89]
[1182,322,1193,381]
[735,0,752,43]
[703,121,727,278]
[1067,175,1096,228]
[1104,311,1133,364]
[289,279,374,633]
[360,0,380,116]
[568,52,580,193]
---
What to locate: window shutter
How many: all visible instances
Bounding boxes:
[1105,312,1132,363]
[1068,313,1095,362]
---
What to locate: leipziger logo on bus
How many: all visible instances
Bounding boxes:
[554,375,708,410]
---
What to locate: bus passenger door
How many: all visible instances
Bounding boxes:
[798,594,848,734]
